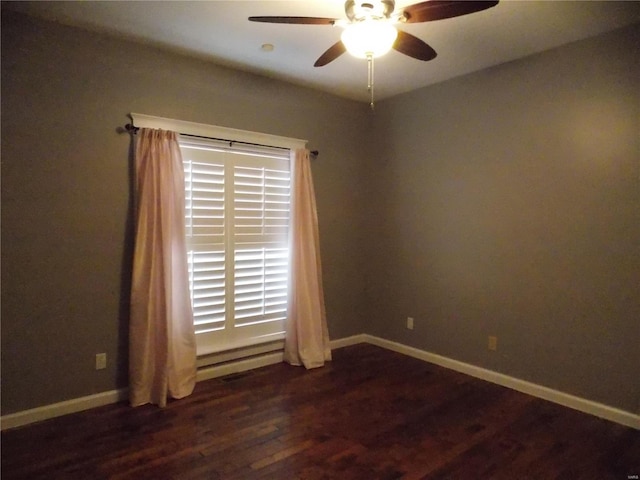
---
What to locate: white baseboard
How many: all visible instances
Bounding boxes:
[329,334,367,350]
[362,334,639,430]
[3,334,637,431]
[0,388,128,431]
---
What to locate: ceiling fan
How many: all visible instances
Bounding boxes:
[249,1,499,107]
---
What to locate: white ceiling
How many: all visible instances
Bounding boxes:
[5,1,640,103]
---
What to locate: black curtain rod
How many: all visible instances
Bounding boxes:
[124,123,318,158]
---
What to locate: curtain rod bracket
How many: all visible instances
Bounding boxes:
[125,123,139,134]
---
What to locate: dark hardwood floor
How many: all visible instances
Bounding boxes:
[2,344,639,479]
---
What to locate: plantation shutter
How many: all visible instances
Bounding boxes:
[234,164,290,329]
[182,138,290,356]
[184,149,226,336]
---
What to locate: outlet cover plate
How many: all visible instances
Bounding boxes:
[95,353,107,370]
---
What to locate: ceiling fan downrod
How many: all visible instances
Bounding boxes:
[367,53,375,110]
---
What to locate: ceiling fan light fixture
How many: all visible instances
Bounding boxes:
[340,20,398,59]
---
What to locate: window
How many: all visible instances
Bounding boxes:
[129,113,306,357]
[182,138,290,355]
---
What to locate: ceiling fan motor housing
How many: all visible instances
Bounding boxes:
[345,0,396,21]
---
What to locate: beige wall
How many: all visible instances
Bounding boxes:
[367,24,639,413]
[1,11,371,414]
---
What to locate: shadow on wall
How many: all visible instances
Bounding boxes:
[116,126,136,389]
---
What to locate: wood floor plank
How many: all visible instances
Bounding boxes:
[2,344,638,479]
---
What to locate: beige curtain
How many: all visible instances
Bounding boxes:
[284,149,332,369]
[129,128,196,407]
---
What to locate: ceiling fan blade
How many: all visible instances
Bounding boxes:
[402,1,498,23]
[314,41,347,67]
[393,30,437,61]
[248,16,337,25]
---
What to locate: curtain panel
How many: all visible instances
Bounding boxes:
[284,149,332,369]
[129,128,197,407]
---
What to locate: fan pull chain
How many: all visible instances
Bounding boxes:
[367,53,375,110]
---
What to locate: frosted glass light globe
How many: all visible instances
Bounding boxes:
[341,20,398,59]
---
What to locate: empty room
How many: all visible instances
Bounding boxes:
[1,1,639,478]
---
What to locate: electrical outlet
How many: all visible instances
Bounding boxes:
[407,317,414,330]
[488,336,498,351]
[95,353,107,370]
